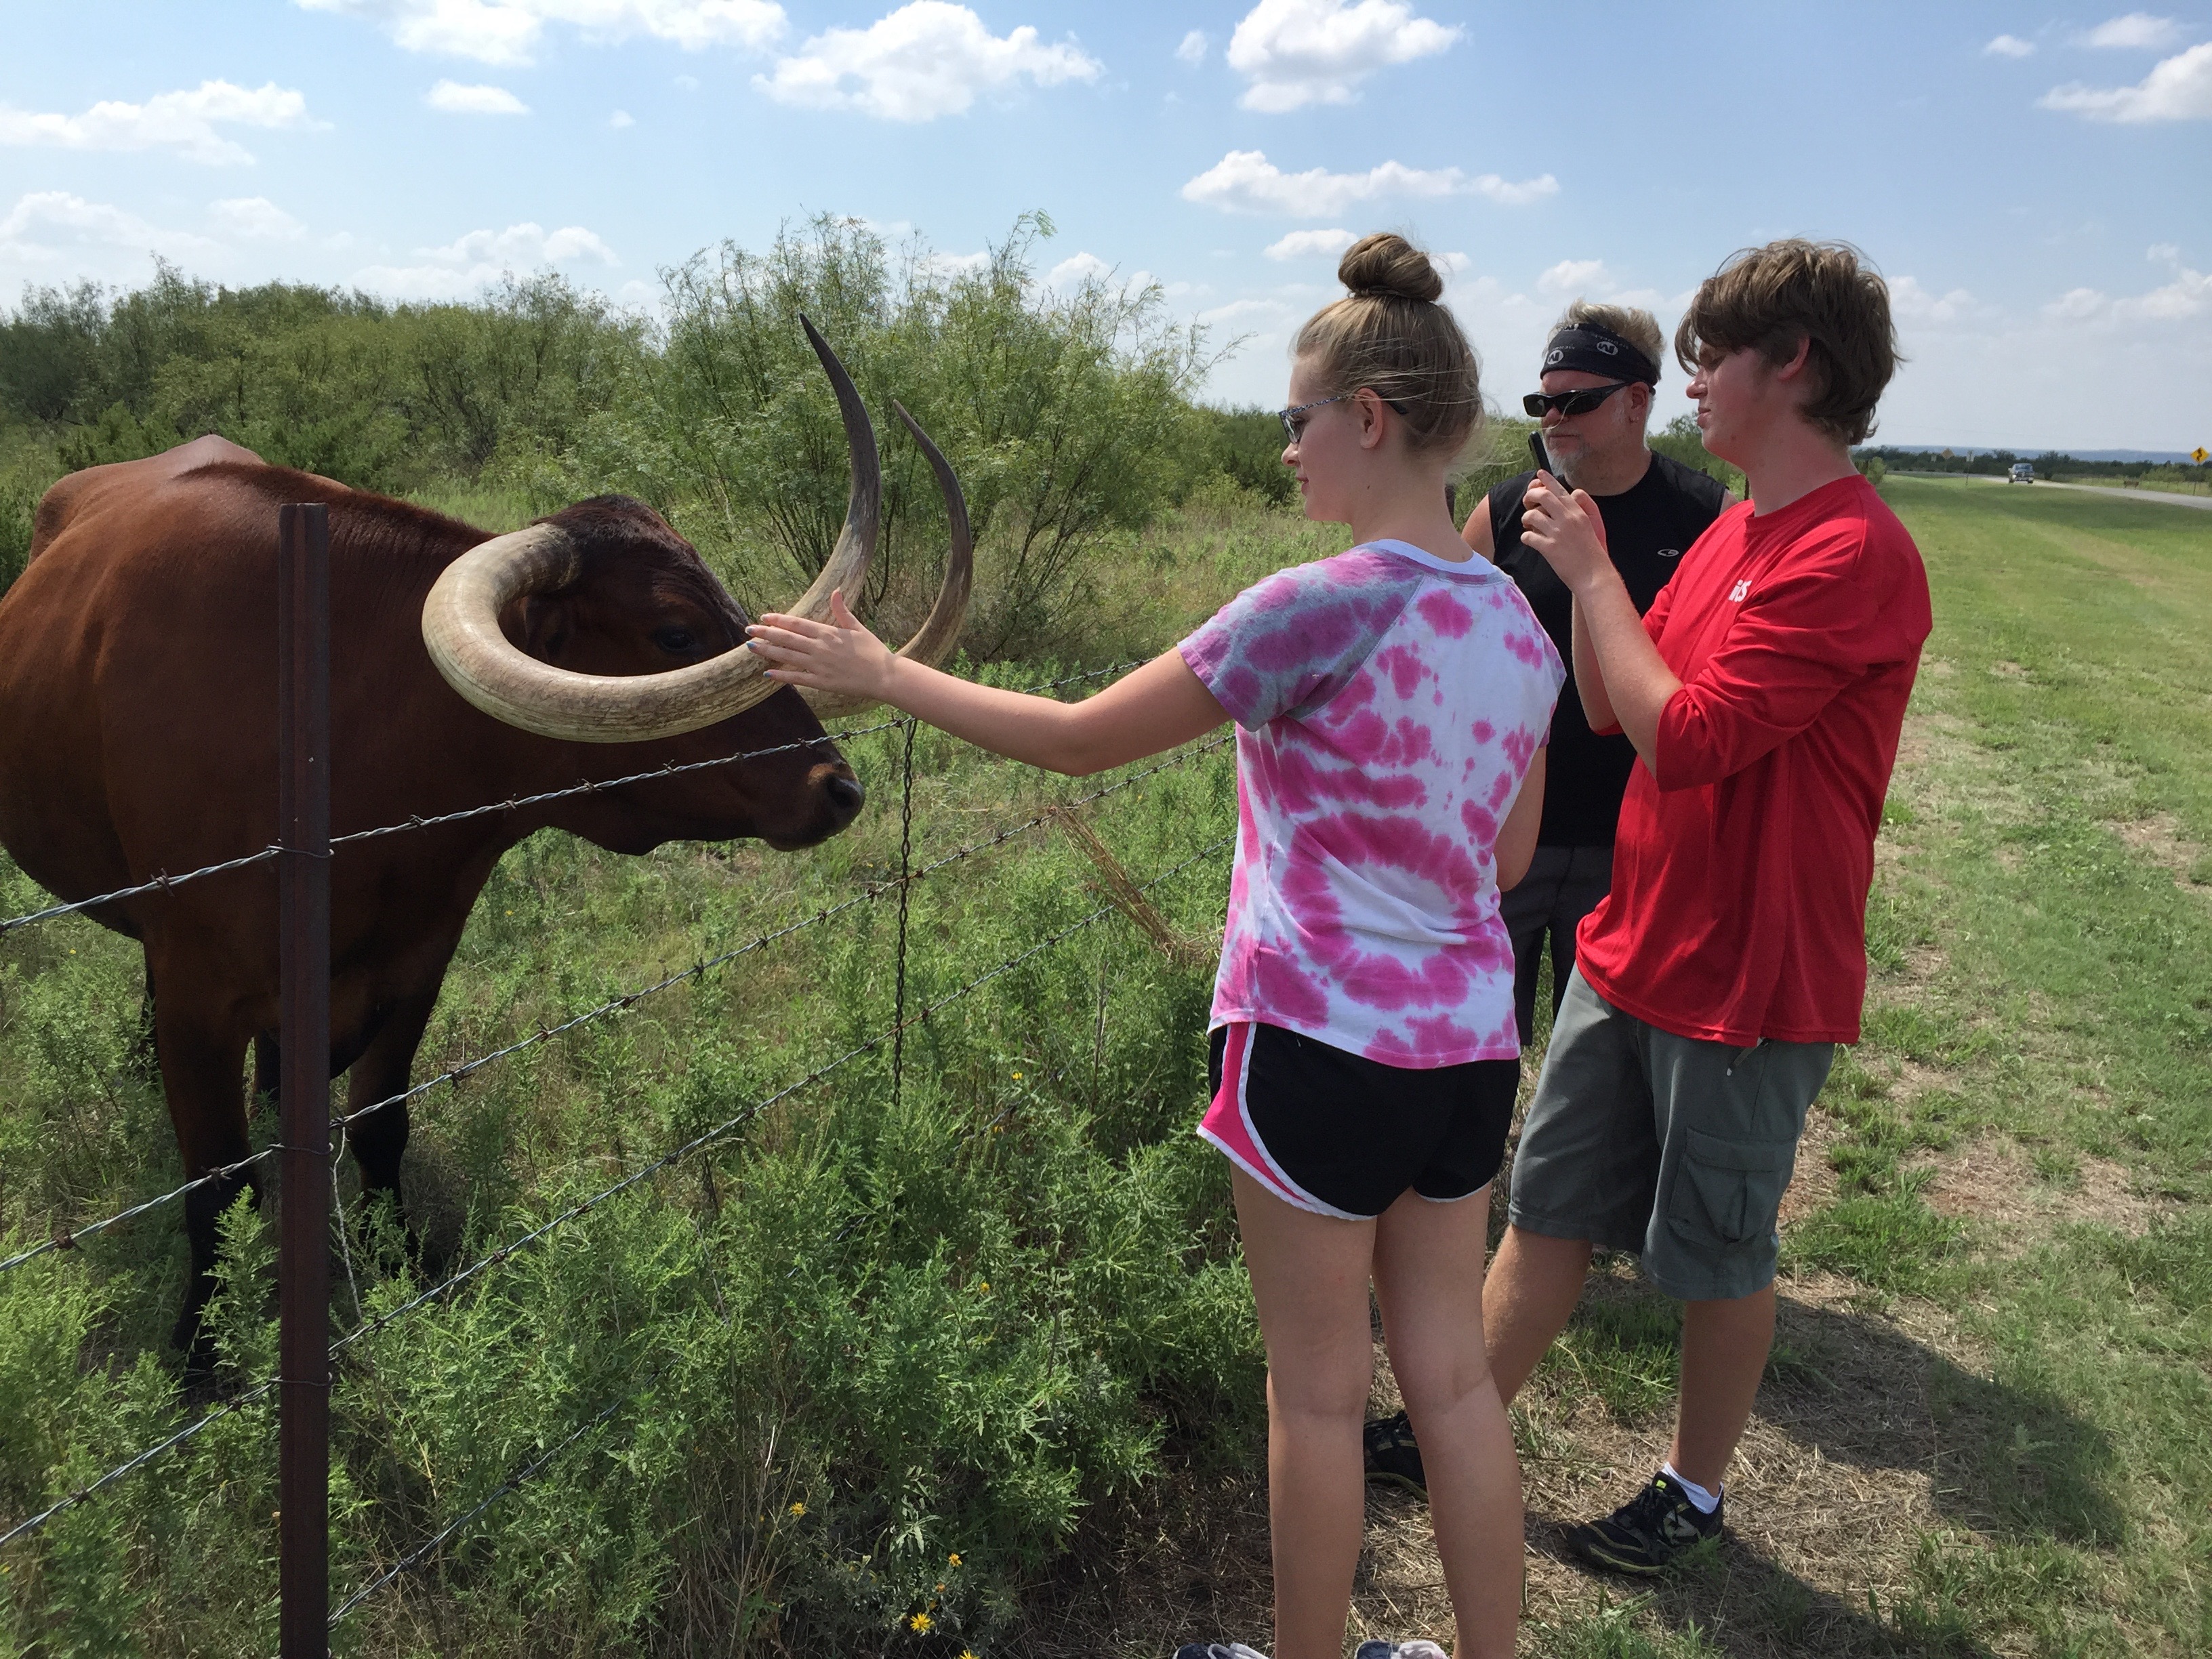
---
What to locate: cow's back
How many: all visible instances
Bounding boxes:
[0,445,367,910]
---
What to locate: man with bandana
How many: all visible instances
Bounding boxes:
[1361,300,1727,1499]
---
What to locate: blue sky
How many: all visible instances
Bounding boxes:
[3,1,2208,451]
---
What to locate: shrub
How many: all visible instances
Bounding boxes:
[577,213,1218,661]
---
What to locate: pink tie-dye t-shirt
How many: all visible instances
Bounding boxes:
[1179,539,1565,1067]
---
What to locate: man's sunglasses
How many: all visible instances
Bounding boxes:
[1523,382,1635,419]
[1277,390,1410,442]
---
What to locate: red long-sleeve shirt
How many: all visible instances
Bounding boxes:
[1574,474,1930,1046]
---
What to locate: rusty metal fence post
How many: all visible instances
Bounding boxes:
[277,504,331,1657]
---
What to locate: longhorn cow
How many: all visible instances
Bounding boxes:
[0,325,970,1364]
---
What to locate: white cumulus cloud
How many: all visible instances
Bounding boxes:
[1537,258,1608,298]
[210,196,306,241]
[1047,250,1113,289]
[2041,41,2212,119]
[1263,227,1357,260]
[0,190,222,263]
[0,80,318,166]
[755,3,1101,121]
[1889,275,1984,325]
[295,0,788,65]
[427,79,531,113]
[1227,0,1458,111]
[2080,12,2185,49]
[1176,29,1208,65]
[353,220,619,299]
[1984,34,2036,58]
[1181,149,1557,217]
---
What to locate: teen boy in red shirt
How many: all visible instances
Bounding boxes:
[1488,239,1931,1573]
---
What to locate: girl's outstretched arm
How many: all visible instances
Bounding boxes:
[747,592,1229,776]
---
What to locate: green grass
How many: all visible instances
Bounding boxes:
[5,474,2212,1654]
[1763,475,2212,1654]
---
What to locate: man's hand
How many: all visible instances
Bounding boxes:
[745,590,896,701]
[1518,470,1611,592]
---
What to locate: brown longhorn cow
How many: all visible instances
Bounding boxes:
[0,324,970,1366]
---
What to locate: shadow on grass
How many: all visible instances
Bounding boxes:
[1544,1271,2122,1549]
[1521,1523,2002,1658]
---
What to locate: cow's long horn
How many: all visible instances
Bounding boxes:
[421,315,882,743]
[802,400,974,719]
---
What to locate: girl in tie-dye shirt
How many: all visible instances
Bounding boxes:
[748,232,1557,1659]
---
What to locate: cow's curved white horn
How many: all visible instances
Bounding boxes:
[802,399,975,719]
[422,315,883,744]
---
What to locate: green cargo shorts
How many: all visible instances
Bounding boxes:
[1507,968,1835,1302]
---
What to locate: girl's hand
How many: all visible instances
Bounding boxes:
[1519,470,1611,593]
[745,590,895,701]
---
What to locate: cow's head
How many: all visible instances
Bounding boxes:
[419,319,970,854]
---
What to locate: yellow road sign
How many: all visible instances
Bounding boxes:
[2193,446,2209,464]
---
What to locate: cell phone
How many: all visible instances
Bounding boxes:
[1527,430,1553,476]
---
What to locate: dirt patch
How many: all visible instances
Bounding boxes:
[2112,811,2211,899]
[1778,1107,1842,1230]
[1345,1260,2008,1657]
[1916,1134,2172,1240]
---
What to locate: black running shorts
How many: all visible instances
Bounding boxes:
[1201,1021,1519,1220]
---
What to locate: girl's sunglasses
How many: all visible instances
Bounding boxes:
[1277,390,1410,441]
[1523,382,1633,419]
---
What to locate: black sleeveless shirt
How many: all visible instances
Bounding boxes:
[1488,450,1729,846]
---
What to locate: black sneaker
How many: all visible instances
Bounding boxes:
[1173,1644,1269,1659]
[1361,1409,1427,1499]
[1568,1472,1723,1575]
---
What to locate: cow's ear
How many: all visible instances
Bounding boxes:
[516,594,571,663]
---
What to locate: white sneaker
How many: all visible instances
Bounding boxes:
[1173,1644,1271,1659]
[1355,1642,1448,1659]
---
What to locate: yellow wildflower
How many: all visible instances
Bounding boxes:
[909,1611,933,1633]
[948,1552,962,1565]
[788,1500,806,1517]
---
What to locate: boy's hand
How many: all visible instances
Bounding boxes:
[1519,470,1612,593]
[745,590,895,701]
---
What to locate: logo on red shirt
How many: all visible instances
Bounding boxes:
[1728,579,1751,602]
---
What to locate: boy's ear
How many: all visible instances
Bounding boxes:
[1771,335,1816,384]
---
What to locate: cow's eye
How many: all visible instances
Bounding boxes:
[652,626,699,655]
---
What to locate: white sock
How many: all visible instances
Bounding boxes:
[1660,1461,1721,1514]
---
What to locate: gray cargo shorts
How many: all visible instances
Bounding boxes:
[1508,968,1835,1302]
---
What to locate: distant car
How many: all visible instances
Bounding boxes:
[2009,462,2035,483]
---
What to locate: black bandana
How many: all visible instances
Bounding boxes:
[1542,323,1658,386]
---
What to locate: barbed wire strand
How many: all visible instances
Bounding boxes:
[327,832,1234,1366]
[0,833,1230,1553]
[323,1388,630,1631]
[0,701,1212,1279]
[0,846,285,939]
[0,661,1140,939]
[0,1379,276,1551]
[317,834,1231,1626]
[0,1145,279,1276]
[329,733,1229,1136]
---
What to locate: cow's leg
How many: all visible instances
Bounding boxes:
[341,986,441,1246]
[152,992,256,1372]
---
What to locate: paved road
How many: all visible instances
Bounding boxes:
[1896,472,2212,512]
[2028,480,2212,512]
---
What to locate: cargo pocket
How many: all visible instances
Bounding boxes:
[1666,1128,1795,1252]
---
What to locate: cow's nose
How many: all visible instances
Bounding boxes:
[823,771,865,817]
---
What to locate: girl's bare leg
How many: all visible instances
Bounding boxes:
[1229,1168,1378,1659]
[1373,1183,1522,1659]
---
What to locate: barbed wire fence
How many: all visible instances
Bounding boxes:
[0,541,1238,1651]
